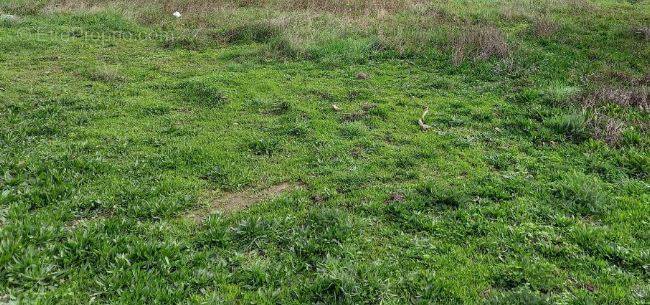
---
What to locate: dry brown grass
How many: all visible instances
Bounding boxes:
[633,27,650,41]
[575,72,649,146]
[452,25,510,65]
[270,0,422,15]
[582,72,650,112]
[583,87,649,112]
[40,0,424,17]
[532,16,559,38]
[4,0,635,64]
[589,114,625,146]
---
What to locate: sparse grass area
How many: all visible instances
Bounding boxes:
[0,0,649,304]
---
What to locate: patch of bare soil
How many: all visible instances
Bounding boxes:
[185,182,303,223]
[65,211,113,230]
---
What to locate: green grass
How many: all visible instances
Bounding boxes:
[1,1,649,304]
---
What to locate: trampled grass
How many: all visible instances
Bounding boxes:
[0,0,649,304]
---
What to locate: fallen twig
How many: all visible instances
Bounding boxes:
[418,106,431,131]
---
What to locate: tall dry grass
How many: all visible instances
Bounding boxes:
[31,0,426,18]
[0,0,638,63]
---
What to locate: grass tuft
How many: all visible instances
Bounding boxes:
[217,21,281,44]
[583,86,649,112]
[177,79,227,107]
[552,172,612,216]
[83,65,125,83]
[452,25,510,65]
[545,112,590,143]
[531,16,559,38]
[247,138,280,156]
[589,114,625,146]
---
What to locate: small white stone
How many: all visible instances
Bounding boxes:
[172,11,181,18]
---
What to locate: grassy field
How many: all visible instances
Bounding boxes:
[1,0,649,304]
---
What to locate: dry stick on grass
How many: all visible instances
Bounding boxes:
[418,106,431,131]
